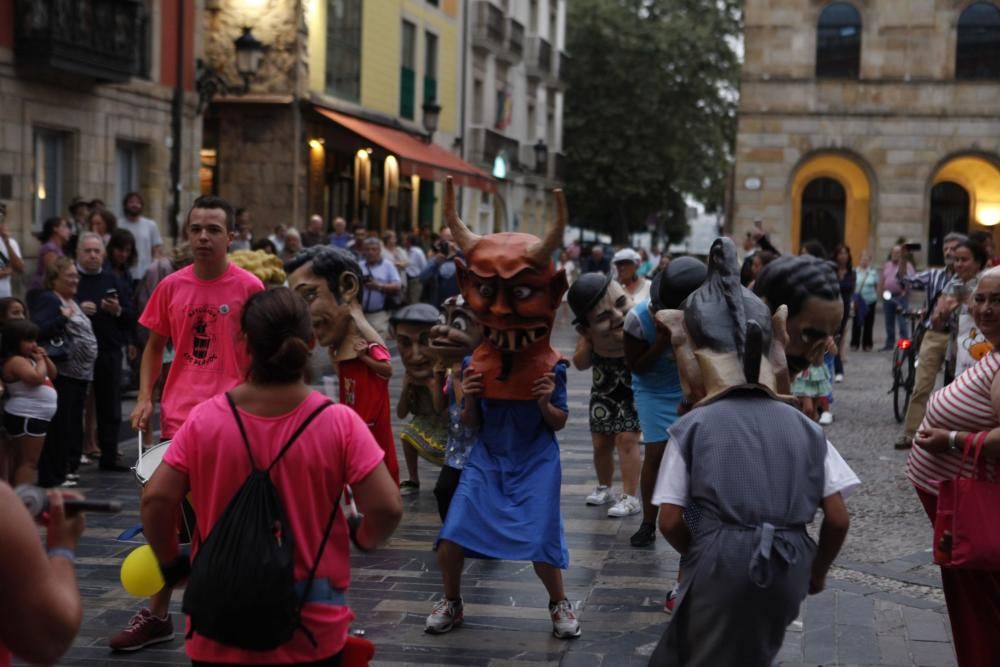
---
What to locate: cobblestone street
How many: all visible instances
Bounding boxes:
[42,309,957,666]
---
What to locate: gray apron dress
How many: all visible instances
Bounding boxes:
[650,388,826,667]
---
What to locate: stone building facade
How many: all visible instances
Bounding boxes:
[732,0,1000,265]
[0,0,201,270]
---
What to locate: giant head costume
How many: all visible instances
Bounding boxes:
[285,245,382,362]
[567,273,633,358]
[753,254,843,382]
[429,295,484,365]
[391,303,441,383]
[445,178,568,400]
[657,237,788,404]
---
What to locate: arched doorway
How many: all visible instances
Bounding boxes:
[791,153,872,260]
[801,178,847,256]
[929,155,1000,264]
[928,182,970,265]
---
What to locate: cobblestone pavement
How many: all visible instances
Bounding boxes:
[38,307,958,666]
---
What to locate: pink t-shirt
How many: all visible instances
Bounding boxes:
[162,391,385,664]
[139,263,264,438]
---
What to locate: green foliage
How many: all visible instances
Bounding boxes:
[563,0,741,244]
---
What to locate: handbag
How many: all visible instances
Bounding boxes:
[852,293,868,322]
[43,334,69,363]
[933,431,1000,569]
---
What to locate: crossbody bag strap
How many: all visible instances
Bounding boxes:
[225,392,258,471]
[267,400,334,472]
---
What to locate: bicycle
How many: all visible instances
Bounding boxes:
[890,309,927,423]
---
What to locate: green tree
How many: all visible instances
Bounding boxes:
[563,0,740,244]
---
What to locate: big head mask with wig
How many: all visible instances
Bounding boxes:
[445,177,569,400]
[656,237,789,405]
[753,254,843,384]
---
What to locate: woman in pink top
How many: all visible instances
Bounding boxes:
[142,288,403,665]
[910,268,1000,667]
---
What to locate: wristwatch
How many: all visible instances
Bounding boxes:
[948,430,960,453]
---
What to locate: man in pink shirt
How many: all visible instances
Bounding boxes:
[110,195,264,652]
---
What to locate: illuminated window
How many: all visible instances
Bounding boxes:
[33,129,70,230]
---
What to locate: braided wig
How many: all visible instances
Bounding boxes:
[753,255,840,317]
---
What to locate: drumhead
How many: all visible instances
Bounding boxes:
[135,441,171,485]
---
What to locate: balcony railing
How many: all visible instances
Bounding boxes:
[471,1,506,52]
[15,0,143,82]
[555,51,569,85]
[469,126,520,174]
[525,35,553,80]
[507,19,525,58]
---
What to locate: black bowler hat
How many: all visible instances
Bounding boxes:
[568,272,613,326]
[390,302,440,326]
[655,256,708,311]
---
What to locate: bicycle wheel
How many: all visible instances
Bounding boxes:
[900,349,915,419]
[892,347,907,423]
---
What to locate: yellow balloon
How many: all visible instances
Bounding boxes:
[120,545,165,597]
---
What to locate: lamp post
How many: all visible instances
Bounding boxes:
[422,100,442,143]
[533,139,548,177]
[233,27,265,93]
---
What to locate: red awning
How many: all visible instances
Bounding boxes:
[315,107,496,193]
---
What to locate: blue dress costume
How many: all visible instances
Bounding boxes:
[437,360,570,568]
[630,298,683,443]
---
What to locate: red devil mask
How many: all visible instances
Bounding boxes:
[444,178,569,400]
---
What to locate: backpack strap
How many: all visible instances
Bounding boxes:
[225,392,259,471]
[295,494,343,647]
[267,400,334,472]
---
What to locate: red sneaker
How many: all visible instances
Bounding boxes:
[109,608,175,651]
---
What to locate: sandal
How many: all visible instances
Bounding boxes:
[399,480,420,496]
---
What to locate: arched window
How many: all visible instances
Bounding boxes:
[956,2,1000,80]
[801,178,846,257]
[816,3,862,79]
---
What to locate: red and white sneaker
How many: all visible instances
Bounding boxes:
[664,587,679,615]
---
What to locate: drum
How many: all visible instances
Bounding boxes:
[133,439,195,544]
[135,441,171,487]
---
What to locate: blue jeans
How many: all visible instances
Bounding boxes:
[883,295,909,348]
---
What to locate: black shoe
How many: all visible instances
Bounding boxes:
[630,521,656,547]
[99,460,132,472]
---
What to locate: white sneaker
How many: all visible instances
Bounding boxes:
[585,485,612,506]
[549,599,581,639]
[819,411,834,425]
[607,494,641,518]
[834,373,844,383]
[425,597,463,634]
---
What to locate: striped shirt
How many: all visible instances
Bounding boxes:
[906,351,1000,495]
[908,267,953,328]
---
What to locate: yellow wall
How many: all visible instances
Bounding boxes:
[306,0,327,93]
[306,0,460,134]
[791,155,872,259]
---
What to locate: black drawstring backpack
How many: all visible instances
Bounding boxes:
[181,394,337,651]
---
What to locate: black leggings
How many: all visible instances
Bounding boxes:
[434,465,463,522]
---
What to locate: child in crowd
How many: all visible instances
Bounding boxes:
[1,319,57,485]
[428,296,483,520]
[791,359,833,422]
